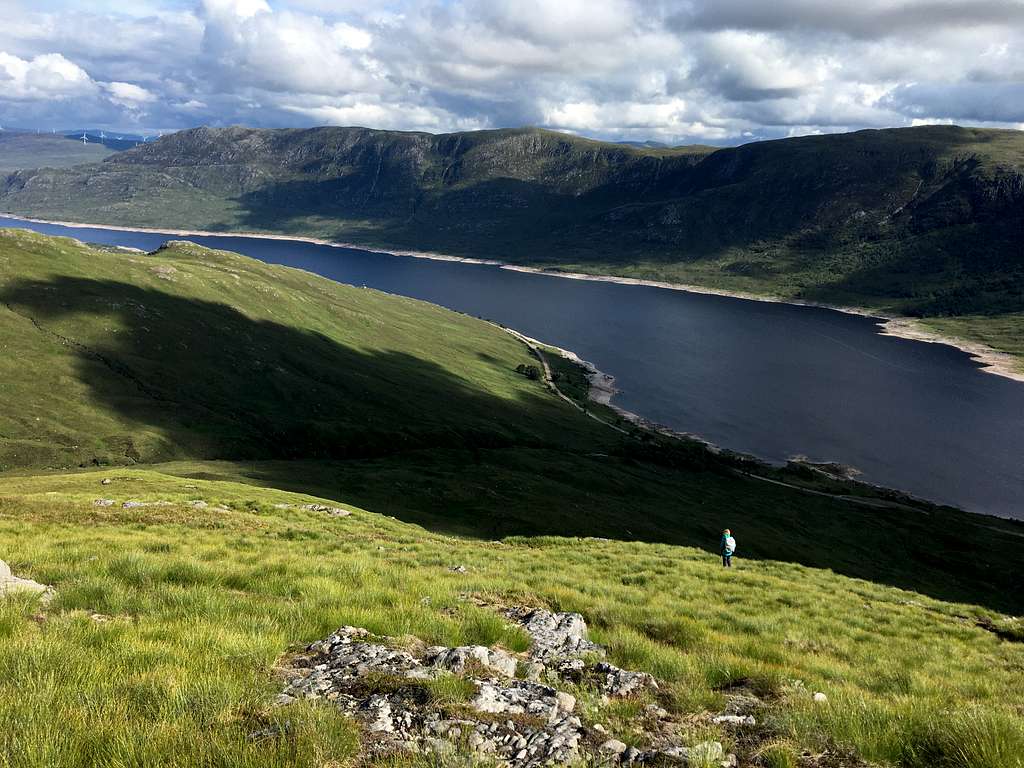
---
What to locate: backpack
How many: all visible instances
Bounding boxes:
[724,535,736,554]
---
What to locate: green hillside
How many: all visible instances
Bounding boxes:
[0,229,1022,767]
[0,132,114,174]
[1,226,1022,611]
[1,124,1022,366]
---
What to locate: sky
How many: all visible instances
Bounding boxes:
[0,0,1022,145]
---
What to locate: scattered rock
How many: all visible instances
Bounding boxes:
[554,691,576,713]
[448,565,467,573]
[122,500,173,509]
[151,264,178,281]
[189,500,207,509]
[722,690,762,715]
[93,499,115,507]
[712,714,756,726]
[278,610,763,768]
[100,478,112,485]
[521,661,545,681]
[280,624,588,766]
[0,559,52,598]
[813,691,828,703]
[426,645,518,678]
[471,680,564,721]
[300,503,351,517]
[594,661,659,697]
[600,738,628,754]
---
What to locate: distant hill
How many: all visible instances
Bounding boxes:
[2,124,1022,360]
[0,132,116,173]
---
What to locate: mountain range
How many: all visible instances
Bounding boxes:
[1,123,1022,362]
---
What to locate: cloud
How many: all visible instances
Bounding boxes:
[103,81,157,108]
[678,0,1024,39]
[0,52,96,100]
[0,0,1022,143]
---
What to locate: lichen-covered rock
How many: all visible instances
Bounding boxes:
[506,608,603,661]
[300,503,351,517]
[594,661,659,697]
[425,644,517,678]
[278,613,735,768]
[471,680,564,721]
[713,714,756,726]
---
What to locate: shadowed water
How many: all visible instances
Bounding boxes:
[4,216,1023,519]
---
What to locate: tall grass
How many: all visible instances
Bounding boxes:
[0,469,1021,767]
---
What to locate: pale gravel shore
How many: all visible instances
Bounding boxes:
[6,214,1022,384]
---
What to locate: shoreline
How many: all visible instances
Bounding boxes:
[511,329,729,451]
[3,213,1022,384]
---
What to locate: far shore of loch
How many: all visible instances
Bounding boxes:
[5,213,1021,385]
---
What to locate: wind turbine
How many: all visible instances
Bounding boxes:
[81,131,89,145]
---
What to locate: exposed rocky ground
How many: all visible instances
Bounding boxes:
[275,606,756,766]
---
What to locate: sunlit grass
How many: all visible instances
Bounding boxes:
[0,469,1021,767]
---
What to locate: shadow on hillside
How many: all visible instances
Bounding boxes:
[0,275,586,464]
[3,274,1022,613]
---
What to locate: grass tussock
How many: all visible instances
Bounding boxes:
[0,469,1020,767]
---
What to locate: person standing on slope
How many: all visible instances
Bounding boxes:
[721,529,736,567]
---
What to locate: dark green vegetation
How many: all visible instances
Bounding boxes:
[1,228,1022,617]
[0,132,114,174]
[1,124,1022,365]
[1,230,1023,767]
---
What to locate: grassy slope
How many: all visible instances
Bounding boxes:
[1,469,1022,768]
[0,133,113,174]
[0,231,1022,766]
[1,228,1022,615]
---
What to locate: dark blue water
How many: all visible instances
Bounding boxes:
[4,216,1023,519]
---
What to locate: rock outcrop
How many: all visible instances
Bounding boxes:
[276,607,739,767]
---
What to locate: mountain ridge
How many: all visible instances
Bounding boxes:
[2,123,1022,364]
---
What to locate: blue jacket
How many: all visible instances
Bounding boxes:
[721,535,735,555]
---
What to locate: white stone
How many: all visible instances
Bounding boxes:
[555,691,576,712]
[712,714,755,726]
[600,739,628,754]
[813,691,828,703]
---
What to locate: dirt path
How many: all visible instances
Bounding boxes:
[500,326,629,435]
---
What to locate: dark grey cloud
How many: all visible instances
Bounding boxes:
[884,81,1024,123]
[677,0,1024,38]
[0,0,1021,143]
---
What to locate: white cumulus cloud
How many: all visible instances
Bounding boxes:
[0,0,1021,143]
